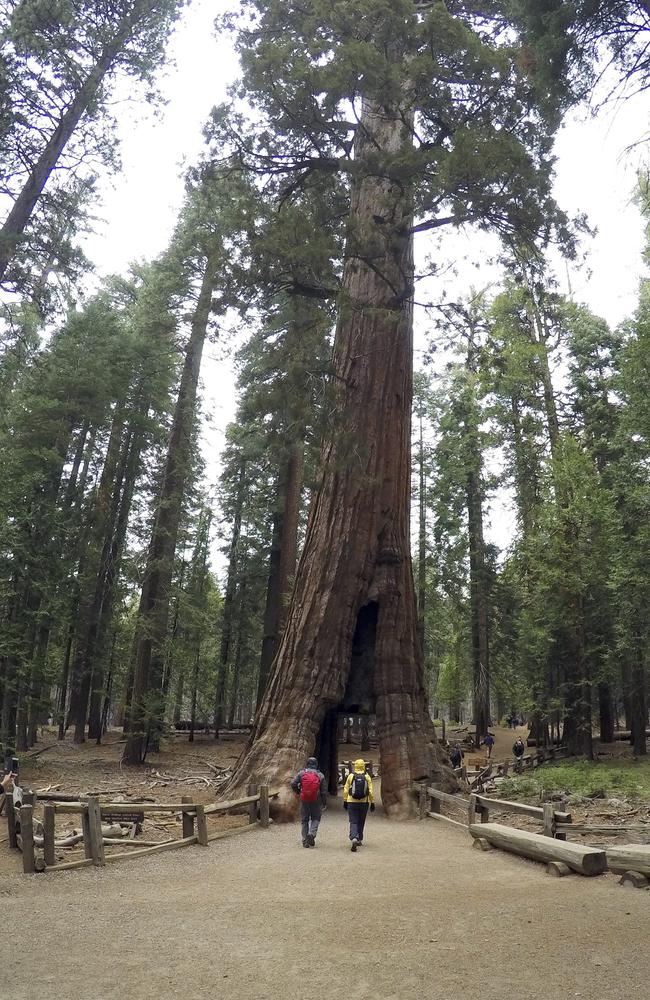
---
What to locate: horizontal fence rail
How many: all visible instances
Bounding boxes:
[5,785,279,875]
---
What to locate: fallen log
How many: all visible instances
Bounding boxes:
[605,845,650,876]
[469,822,606,876]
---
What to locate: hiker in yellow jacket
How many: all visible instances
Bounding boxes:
[343,758,375,852]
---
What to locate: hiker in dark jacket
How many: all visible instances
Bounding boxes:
[449,744,463,769]
[291,757,327,848]
[512,737,525,772]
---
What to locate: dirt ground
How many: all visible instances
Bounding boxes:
[0,729,252,874]
[3,799,650,1000]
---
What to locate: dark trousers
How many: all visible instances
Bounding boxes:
[300,801,322,843]
[347,802,369,842]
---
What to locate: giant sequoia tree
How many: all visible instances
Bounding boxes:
[218,0,572,814]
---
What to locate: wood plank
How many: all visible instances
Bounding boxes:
[557,823,650,834]
[425,787,470,810]
[427,811,467,830]
[103,835,198,864]
[207,823,259,844]
[19,805,36,874]
[474,795,543,820]
[46,857,97,872]
[469,822,606,876]
[43,804,55,867]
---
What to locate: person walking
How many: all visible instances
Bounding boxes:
[512,736,525,772]
[343,758,375,852]
[481,733,495,759]
[449,744,463,770]
[291,756,327,848]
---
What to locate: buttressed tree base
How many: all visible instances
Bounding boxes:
[222,98,457,817]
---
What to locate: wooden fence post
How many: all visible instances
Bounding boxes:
[542,802,555,839]
[181,795,194,839]
[418,781,428,820]
[19,804,36,874]
[81,804,92,859]
[247,782,258,824]
[87,796,105,866]
[6,795,17,849]
[43,804,55,867]
[259,784,270,828]
[195,805,208,846]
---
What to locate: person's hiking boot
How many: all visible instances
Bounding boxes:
[351,838,359,852]
[307,834,316,847]
[302,840,310,848]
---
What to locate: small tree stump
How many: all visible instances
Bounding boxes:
[472,837,492,852]
[619,871,649,889]
[546,861,572,877]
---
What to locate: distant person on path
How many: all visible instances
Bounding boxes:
[343,758,375,852]
[291,756,327,848]
[449,744,463,769]
[481,733,495,759]
[513,737,525,772]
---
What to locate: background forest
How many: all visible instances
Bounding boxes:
[2,0,650,766]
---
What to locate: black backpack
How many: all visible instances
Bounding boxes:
[350,772,368,800]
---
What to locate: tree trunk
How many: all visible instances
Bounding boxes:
[598,682,615,744]
[123,261,214,764]
[214,460,245,736]
[630,641,647,757]
[417,411,427,666]
[467,440,490,744]
[220,98,453,816]
[257,440,303,705]
[88,424,144,740]
[0,14,139,282]
[69,407,126,742]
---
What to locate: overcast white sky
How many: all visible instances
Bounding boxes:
[81,0,650,551]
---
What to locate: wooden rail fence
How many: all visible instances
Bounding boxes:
[6,785,278,875]
[414,782,650,879]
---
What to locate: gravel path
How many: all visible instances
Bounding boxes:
[3,803,648,999]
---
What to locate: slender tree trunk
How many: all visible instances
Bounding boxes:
[598,682,615,744]
[214,460,245,736]
[417,411,427,664]
[631,639,647,757]
[221,97,453,816]
[257,440,303,705]
[465,333,490,744]
[70,408,126,742]
[0,12,141,281]
[123,262,215,764]
[87,425,144,740]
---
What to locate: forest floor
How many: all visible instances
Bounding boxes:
[3,792,650,1000]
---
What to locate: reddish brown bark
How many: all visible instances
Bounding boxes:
[222,99,454,816]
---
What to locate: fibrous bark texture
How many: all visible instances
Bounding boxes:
[222,99,454,816]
